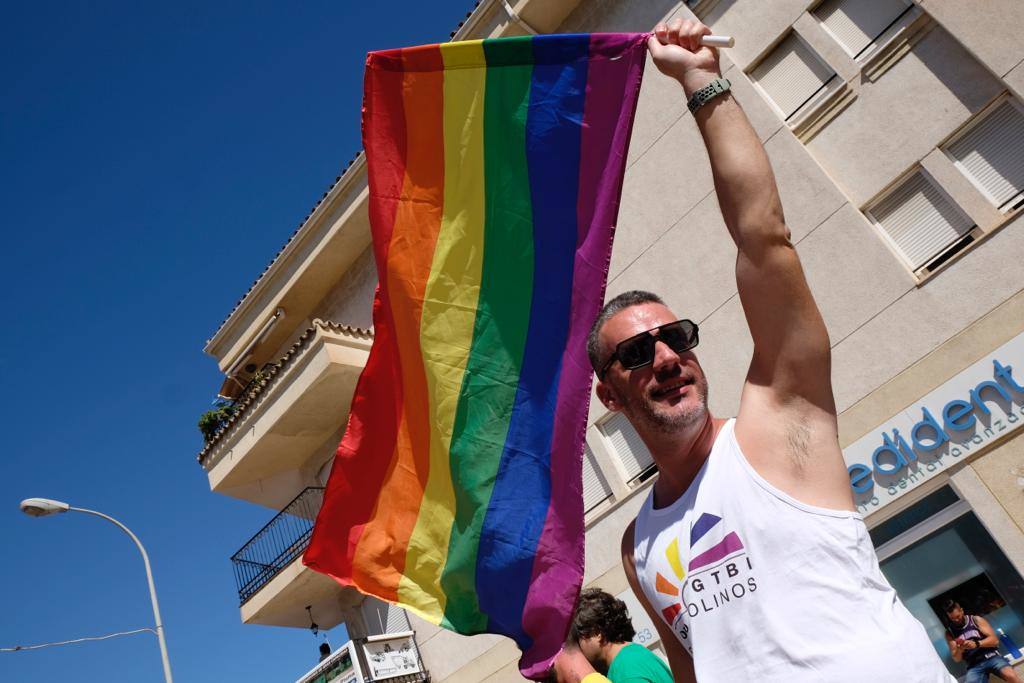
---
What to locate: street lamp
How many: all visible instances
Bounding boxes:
[19,498,174,683]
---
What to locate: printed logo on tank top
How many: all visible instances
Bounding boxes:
[649,512,759,651]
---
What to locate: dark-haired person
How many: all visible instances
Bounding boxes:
[945,600,1022,682]
[571,588,672,683]
[585,17,955,683]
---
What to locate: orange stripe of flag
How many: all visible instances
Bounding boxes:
[351,45,446,600]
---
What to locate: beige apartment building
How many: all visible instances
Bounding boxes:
[197,0,1024,680]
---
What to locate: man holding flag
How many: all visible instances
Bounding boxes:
[582,17,955,682]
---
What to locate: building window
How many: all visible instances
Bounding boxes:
[944,97,1024,212]
[600,412,656,485]
[813,0,915,60]
[874,486,1024,676]
[749,32,839,122]
[865,169,977,273]
[583,443,613,514]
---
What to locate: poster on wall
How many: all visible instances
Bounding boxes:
[361,632,422,681]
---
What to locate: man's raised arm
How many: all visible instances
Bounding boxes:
[648,20,850,505]
[648,19,831,406]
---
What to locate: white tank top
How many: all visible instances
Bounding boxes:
[633,419,954,682]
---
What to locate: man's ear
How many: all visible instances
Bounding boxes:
[595,379,622,411]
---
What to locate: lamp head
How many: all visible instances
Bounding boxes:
[20,498,71,517]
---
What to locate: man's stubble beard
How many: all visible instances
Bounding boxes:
[621,374,710,435]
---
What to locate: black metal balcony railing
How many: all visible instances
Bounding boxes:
[231,486,324,604]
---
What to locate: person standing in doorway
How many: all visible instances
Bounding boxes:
[945,600,1022,683]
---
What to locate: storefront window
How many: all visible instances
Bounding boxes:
[875,486,1024,676]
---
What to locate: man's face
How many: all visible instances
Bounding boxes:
[947,605,965,624]
[597,303,709,434]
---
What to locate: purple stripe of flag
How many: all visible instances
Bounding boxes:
[518,33,648,680]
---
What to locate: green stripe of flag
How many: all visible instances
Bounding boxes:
[439,35,537,632]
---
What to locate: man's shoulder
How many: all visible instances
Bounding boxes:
[608,644,673,683]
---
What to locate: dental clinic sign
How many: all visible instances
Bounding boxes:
[843,331,1024,514]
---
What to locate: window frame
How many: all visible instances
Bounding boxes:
[941,94,1024,213]
[597,411,658,488]
[748,30,843,125]
[582,441,614,516]
[812,0,919,62]
[864,165,978,275]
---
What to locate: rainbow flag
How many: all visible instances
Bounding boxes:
[305,33,646,678]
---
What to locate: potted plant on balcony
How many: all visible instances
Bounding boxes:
[198,399,237,443]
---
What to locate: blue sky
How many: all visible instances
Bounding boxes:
[0,2,474,680]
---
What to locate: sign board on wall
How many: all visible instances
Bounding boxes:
[843,330,1024,515]
[361,631,422,681]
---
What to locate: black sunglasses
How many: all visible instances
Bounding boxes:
[597,319,699,379]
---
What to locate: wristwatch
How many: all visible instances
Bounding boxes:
[687,78,731,114]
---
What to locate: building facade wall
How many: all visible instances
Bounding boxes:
[412,1,1024,680]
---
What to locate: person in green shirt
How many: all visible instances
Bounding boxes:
[569,588,673,683]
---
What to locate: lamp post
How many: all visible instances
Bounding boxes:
[19,498,173,683]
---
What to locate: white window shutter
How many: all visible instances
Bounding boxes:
[582,443,612,513]
[750,32,835,120]
[869,171,974,270]
[385,604,410,633]
[814,0,910,58]
[362,598,411,635]
[601,412,655,483]
[946,100,1024,209]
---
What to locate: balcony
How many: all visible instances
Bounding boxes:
[231,486,362,628]
[199,319,372,508]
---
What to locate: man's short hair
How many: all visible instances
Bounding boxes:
[570,588,636,644]
[587,290,666,372]
[943,599,960,613]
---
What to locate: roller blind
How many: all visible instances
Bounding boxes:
[946,99,1024,210]
[814,0,911,58]
[750,32,835,120]
[601,412,654,483]
[582,443,613,513]
[363,598,411,635]
[868,171,974,270]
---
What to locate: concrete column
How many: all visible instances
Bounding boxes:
[950,465,1024,578]
[340,601,369,640]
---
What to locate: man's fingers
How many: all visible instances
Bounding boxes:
[667,17,684,46]
[647,34,667,59]
[678,19,696,51]
[656,17,713,52]
[653,22,668,44]
[683,19,711,51]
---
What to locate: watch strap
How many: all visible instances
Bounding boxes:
[687,77,732,114]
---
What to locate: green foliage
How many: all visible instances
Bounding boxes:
[198,400,237,443]
[197,367,275,444]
